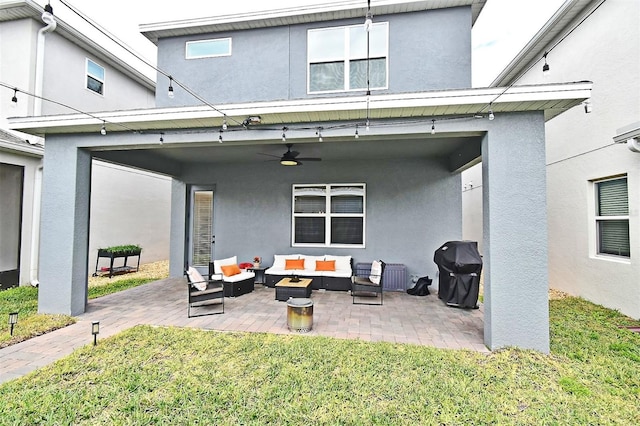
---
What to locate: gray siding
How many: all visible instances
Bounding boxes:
[156,7,472,106]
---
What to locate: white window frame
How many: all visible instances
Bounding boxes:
[593,175,630,259]
[186,38,232,59]
[85,58,105,96]
[292,183,366,248]
[307,22,389,94]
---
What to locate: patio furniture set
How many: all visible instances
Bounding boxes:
[185,255,386,319]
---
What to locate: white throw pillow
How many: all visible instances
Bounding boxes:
[187,266,207,291]
[213,256,237,275]
[369,260,382,285]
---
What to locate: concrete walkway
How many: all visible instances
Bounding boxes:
[0,277,486,384]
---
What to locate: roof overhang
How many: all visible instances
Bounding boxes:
[9,82,593,137]
[0,0,155,90]
[491,0,598,86]
[140,0,487,44]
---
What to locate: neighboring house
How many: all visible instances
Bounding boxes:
[463,0,640,319]
[10,1,593,352]
[0,0,170,289]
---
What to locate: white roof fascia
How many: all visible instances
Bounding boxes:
[0,139,44,157]
[9,82,592,136]
[613,122,640,144]
[140,0,486,44]
[0,0,155,90]
[491,0,599,87]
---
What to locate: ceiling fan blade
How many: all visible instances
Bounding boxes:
[289,150,300,157]
[258,152,281,158]
[296,157,322,161]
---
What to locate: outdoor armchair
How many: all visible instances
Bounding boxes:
[351,260,386,305]
[185,266,224,317]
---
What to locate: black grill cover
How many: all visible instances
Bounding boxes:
[433,241,482,308]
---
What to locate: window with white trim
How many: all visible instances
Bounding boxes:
[186,38,232,59]
[292,184,365,247]
[86,59,105,95]
[307,22,388,93]
[595,176,630,258]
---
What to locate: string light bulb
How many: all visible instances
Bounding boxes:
[431,119,436,135]
[542,52,550,76]
[364,11,373,32]
[488,103,495,121]
[222,118,228,131]
[316,127,323,142]
[355,124,359,139]
[100,122,107,135]
[218,130,223,143]
[282,126,288,142]
[168,76,175,98]
[11,88,18,108]
[365,119,370,132]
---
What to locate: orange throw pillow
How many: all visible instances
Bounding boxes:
[285,259,305,270]
[221,264,241,276]
[315,260,336,271]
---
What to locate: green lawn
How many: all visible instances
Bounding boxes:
[0,278,157,348]
[1,297,639,425]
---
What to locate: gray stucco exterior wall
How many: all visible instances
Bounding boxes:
[169,156,462,282]
[482,111,550,353]
[38,136,91,315]
[156,7,471,107]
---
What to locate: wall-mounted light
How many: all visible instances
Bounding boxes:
[159,133,164,144]
[583,100,592,113]
[282,126,288,142]
[8,312,18,336]
[431,119,436,135]
[242,116,261,127]
[355,124,359,139]
[218,130,223,143]
[542,52,550,76]
[91,321,99,346]
[316,127,323,142]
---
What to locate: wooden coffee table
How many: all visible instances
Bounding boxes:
[275,278,312,301]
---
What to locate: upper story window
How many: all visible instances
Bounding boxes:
[86,59,105,95]
[307,22,388,94]
[595,176,630,258]
[186,38,232,59]
[292,184,366,247]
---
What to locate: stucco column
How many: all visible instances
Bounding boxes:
[169,179,187,277]
[38,138,91,316]
[482,111,550,353]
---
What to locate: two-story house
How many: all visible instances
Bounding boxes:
[0,0,170,289]
[9,1,593,352]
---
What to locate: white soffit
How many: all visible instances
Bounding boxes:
[8,82,592,136]
[140,0,487,44]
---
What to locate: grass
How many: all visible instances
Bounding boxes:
[0,297,639,425]
[0,277,158,348]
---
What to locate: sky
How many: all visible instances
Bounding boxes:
[33,0,566,87]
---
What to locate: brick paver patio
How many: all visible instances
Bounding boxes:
[0,277,486,384]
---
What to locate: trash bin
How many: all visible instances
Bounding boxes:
[433,241,482,308]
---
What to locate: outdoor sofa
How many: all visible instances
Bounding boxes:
[265,254,353,291]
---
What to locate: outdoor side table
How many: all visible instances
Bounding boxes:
[275,278,312,301]
[286,297,313,332]
[247,266,267,285]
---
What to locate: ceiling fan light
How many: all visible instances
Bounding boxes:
[280,159,298,166]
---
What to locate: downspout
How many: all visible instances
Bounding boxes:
[30,165,43,287]
[34,4,57,116]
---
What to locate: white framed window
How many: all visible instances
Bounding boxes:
[307,22,388,93]
[595,176,630,258]
[292,184,366,247]
[186,38,232,59]
[86,59,105,95]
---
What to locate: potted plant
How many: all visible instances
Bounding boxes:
[97,244,142,258]
[253,256,261,268]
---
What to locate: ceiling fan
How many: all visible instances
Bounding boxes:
[259,144,322,166]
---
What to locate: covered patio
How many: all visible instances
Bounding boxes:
[97,278,486,351]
